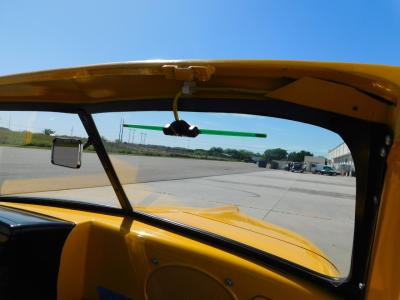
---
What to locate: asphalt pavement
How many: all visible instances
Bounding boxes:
[0,146,356,275]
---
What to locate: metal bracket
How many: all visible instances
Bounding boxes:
[82,136,93,150]
[161,65,215,81]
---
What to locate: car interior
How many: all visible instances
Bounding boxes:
[0,61,397,300]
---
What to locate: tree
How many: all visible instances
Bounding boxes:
[208,147,224,157]
[43,128,55,136]
[219,148,255,161]
[238,149,253,161]
[264,148,288,163]
[288,150,313,162]
[224,149,241,160]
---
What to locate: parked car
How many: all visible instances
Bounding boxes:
[310,163,318,173]
[314,164,337,176]
[291,162,304,173]
[257,160,267,168]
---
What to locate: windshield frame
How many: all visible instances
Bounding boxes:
[0,97,391,298]
[78,111,133,211]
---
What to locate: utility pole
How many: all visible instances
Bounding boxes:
[118,118,125,143]
[118,119,122,143]
[140,133,144,144]
[121,118,124,142]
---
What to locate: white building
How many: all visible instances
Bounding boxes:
[327,143,355,176]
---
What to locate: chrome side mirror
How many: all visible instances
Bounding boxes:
[51,138,82,169]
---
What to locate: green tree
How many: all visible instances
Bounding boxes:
[288,150,313,162]
[264,148,288,163]
[224,149,241,160]
[221,148,255,161]
[43,128,55,136]
[208,147,224,157]
[238,149,253,161]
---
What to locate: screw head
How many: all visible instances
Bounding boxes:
[373,196,379,206]
[224,278,234,287]
[385,135,392,146]
[358,282,365,290]
[150,257,159,265]
[380,148,387,158]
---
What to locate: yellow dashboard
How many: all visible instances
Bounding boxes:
[0,202,336,300]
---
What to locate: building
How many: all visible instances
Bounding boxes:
[303,156,326,172]
[327,143,355,176]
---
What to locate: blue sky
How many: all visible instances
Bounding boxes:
[1,0,399,74]
[0,1,398,155]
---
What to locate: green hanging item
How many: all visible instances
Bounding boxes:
[123,124,267,138]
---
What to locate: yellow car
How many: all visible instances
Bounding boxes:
[0,60,398,299]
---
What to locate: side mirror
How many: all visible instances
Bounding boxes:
[51,138,82,169]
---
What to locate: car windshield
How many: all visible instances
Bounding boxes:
[93,111,356,277]
[0,110,356,278]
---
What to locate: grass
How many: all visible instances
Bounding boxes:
[0,127,53,148]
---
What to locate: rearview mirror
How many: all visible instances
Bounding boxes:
[51,138,82,169]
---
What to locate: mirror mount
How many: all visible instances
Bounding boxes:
[83,136,93,150]
[163,89,200,138]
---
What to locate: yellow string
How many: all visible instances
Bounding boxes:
[172,90,182,121]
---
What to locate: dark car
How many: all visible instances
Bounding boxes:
[291,162,304,173]
[315,165,337,176]
[257,160,267,168]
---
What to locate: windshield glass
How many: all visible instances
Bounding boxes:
[0,109,356,278]
[0,111,120,207]
[93,111,356,278]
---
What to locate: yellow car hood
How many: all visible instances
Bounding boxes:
[139,204,340,277]
[0,202,339,277]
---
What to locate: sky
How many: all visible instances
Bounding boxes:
[1,0,399,74]
[0,1,398,155]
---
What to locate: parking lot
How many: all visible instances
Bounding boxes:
[3,147,356,275]
[125,168,356,275]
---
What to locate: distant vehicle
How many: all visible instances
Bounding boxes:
[291,162,304,173]
[314,164,337,176]
[257,160,267,168]
[310,163,318,173]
